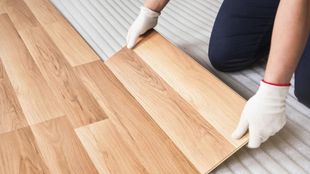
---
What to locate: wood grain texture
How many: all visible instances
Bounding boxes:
[0,127,50,174]
[0,58,3,79]
[6,0,99,67]
[31,116,99,174]
[23,0,63,25]
[133,31,248,147]
[1,0,39,31]
[18,26,107,128]
[106,48,235,173]
[0,0,247,172]
[75,61,199,174]
[0,59,28,134]
[0,0,5,14]
[76,119,148,174]
[43,20,99,66]
[0,14,64,125]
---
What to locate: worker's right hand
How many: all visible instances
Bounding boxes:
[232,81,289,148]
[127,7,160,49]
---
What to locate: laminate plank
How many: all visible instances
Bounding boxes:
[0,0,5,14]
[23,0,99,66]
[105,48,235,173]
[133,31,248,147]
[23,0,63,25]
[31,116,99,174]
[0,127,50,174]
[18,26,107,128]
[76,119,148,174]
[0,14,64,125]
[0,59,28,134]
[43,20,100,66]
[0,59,3,79]
[74,61,198,174]
[2,0,39,31]
[3,0,98,66]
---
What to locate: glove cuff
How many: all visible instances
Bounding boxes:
[140,6,160,18]
[262,79,290,87]
[257,80,290,97]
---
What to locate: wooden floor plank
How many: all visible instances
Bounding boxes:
[0,14,64,125]
[76,119,148,174]
[0,59,28,134]
[0,127,50,174]
[31,116,99,174]
[23,0,99,66]
[18,26,107,128]
[133,31,248,147]
[0,0,5,14]
[2,0,39,31]
[106,48,236,173]
[0,58,3,79]
[23,0,63,25]
[43,20,100,66]
[74,61,199,174]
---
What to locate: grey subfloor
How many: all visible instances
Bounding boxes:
[51,0,310,173]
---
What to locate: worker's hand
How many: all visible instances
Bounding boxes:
[127,7,160,49]
[232,81,289,148]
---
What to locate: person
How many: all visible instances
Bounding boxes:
[126,0,310,148]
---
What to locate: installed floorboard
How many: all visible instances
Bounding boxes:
[23,0,63,25]
[133,31,247,147]
[43,20,100,67]
[76,119,148,174]
[0,14,64,125]
[2,0,39,31]
[106,47,236,173]
[75,61,198,174]
[0,127,50,174]
[23,0,99,66]
[18,26,107,128]
[31,117,99,174]
[0,59,28,134]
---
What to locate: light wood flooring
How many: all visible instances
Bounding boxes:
[0,0,248,173]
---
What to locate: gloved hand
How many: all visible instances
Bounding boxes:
[127,7,160,49]
[232,80,290,148]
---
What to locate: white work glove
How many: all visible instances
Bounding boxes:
[127,7,160,49]
[232,81,290,148]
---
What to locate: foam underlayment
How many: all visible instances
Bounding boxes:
[51,0,310,173]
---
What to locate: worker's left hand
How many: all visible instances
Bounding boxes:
[127,7,160,49]
[232,81,289,148]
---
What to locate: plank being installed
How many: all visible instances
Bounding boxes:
[106,48,236,173]
[105,31,248,173]
[132,31,248,147]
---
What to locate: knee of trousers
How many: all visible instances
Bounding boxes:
[294,85,310,108]
[208,41,256,72]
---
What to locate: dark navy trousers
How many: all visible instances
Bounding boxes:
[208,0,310,107]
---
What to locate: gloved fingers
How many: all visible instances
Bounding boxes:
[127,31,140,49]
[248,137,262,148]
[248,128,263,148]
[231,116,248,139]
[126,29,131,47]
